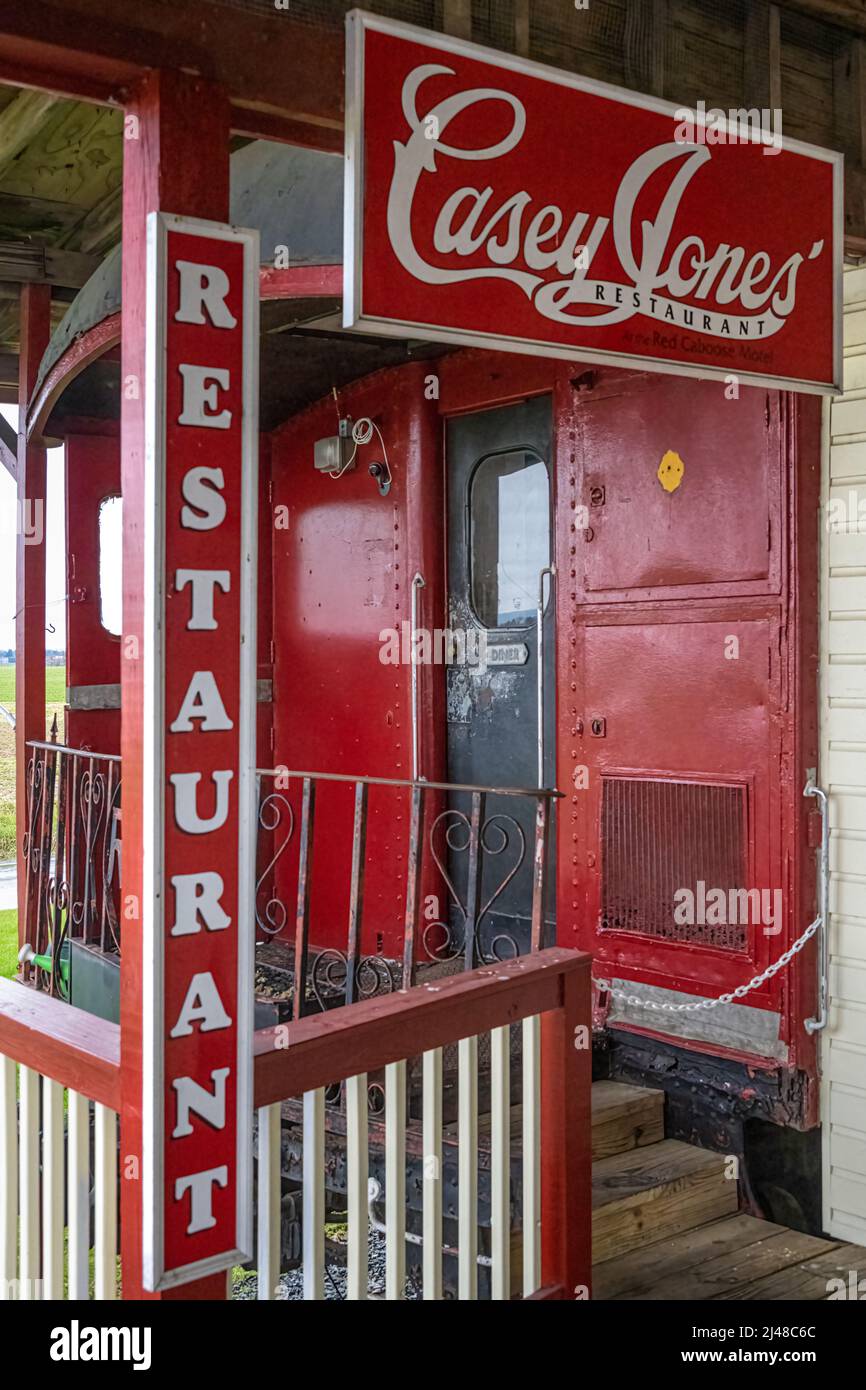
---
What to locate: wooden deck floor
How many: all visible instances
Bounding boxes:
[594,1212,866,1300]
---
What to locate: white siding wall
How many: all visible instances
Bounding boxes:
[821,264,866,1243]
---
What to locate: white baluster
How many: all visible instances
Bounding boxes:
[457,1035,478,1300]
[385,1059,406,1300]
[345,1074,368,1301]
[490,1025,510,1300]
[422,1047,442,1300]
[0,1057,17,1298]
[303,1087,325,1300]
[257,1103,281,1300]
[18,1067,39,1300]
[522,1014,541,1295]
[94,1104,117,1300]
[67,1090,90,1300]
[41,1079,64,1299]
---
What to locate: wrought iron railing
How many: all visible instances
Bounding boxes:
[22,733,122,995]
[21,741,560,1016]
[253,767,561,1021]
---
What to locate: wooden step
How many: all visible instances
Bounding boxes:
[591,1080,664,1161]
[592,1138,738,1264]
[593,1213,832,1300]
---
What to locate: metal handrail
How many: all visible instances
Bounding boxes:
[804,773,830,1035]
[536,564,555,788]
[410,571,426,781]
[257,766,561,799]
[27,738,121,763]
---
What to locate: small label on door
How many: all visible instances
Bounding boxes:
[486,642,529,666]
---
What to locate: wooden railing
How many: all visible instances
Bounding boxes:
[252,946,591,1301]
[0,980,119,1301]
[0,947,591,1301]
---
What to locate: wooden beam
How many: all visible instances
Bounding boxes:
[0,89,59,176]
[67,188,122,258]
[514,0,531,57]
[744,2,782,112]
[443,0,472,40]
[15,282,50,925]
[0,407,14,480]
[777,1,866,38]
[119,65,231,1304]
[14,283,50,934]
[834,36,866,242]
[0,0,343,147]
[0,978,120,1108]
[0,241,102,289]
[253,947,590,1107]
[624,0,667,99]
[541,959,592,1299]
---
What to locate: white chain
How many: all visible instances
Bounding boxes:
[594,917,821,1013]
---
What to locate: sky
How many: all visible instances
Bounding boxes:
[0,404,68,653]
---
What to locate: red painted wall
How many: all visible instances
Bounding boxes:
[265,346,818,1088]
[268,361,443,960]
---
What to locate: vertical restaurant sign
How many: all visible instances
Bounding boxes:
[143,213,258,1291]
[343,10,842,393]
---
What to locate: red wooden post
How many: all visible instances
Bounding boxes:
[120,68,231,1301]
[15,282,51,939]
[540,958,593,1299]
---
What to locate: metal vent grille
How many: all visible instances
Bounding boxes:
[600,777,748,950]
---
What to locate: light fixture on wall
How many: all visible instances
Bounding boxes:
[313,414,392,495]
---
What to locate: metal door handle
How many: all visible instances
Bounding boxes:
[411,572,425,781]
[537,566,555,787]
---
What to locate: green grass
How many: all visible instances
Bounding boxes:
[0,909,18,978]
[0,663,65,706]
[0,665,65,858]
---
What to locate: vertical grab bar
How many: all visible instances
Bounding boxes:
[536,566,556,787]
[411,572,426,782]
[804,773,830,1034]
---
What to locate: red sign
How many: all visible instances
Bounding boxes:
[142,213,258,1291]
[344,11,842,393]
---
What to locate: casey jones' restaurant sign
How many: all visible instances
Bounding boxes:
[344,11,842,393]
[143,213,258,1291]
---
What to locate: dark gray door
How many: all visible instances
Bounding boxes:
[444,396,555,962]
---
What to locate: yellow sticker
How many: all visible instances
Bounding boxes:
[658,449,685,493]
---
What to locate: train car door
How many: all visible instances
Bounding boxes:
[445,396,555,960]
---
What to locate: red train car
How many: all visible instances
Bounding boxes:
[19,133,823,1241]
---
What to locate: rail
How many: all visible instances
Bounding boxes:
[22,737,122,993]
[0,980,119,1300]
[252,946,591,1301]
[22,743,560,1020]
[254,765,560,1021]
[0,947,590,1301]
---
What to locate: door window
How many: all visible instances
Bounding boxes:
[470,449,549,629]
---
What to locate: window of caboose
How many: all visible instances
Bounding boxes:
[469,448,549,630]
[98,494,122,636]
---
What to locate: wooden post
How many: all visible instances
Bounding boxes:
[120,68,231,1300]
[624,0,666,98]
[834,35,866,244]
[442,0,471,40]
[540,960,592,1299]
[15,282,50,938]
[744,1,782,112]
